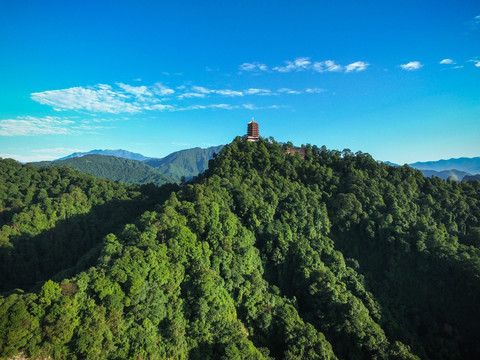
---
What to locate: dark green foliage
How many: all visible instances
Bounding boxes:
[0,159,175,292]
[145,145,223,181]
[1,138,480,359]
[32,154,175,186]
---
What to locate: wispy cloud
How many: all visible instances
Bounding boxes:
[178,86,321,99]
[468,15,480,30]
[312,60,343,72]
[32,84,142,113]
[239,62,269,72]
[32,83,175,114]
[31,147,82,154]
[246,57,369,74]
[305,88,327,94]
[116,83,153,97]
[345,61,370,72]
[278,88,302,95]
[469,59,480,67]
[439,58,455,65]
[31,81,324,115]
[244,88,272,96]
[0,153,59,163]
[177,103,284,111]
[274,57,312,72]
[399,61,423,71]
[0,116,76,136]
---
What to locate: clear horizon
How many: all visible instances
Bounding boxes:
[1,1,479,164]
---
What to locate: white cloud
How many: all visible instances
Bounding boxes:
[152,83,175,96]
[32,147,82,154]
[312,60,343,73]
[32,82,175,114]
[32,85,142,113]
[305,88,326,94]
[0,116,76,136]
[399,61,423,71]
[274,57,312,72]
[242,58,371,74]
[469,15,480,30]
[245,88,272,96]
[471,60,480,67]
[178,92,207,99]
[143,104,175,111]
[345,61,369,72]
[177,103,283,111]
[439,59,455,65]
[216,89,244,97]
[116,83,152,97]
[278,88,301,95]
[191,86,211,94]
[239,62,268,72]
[0,153,58,163]
[184,86,244,98]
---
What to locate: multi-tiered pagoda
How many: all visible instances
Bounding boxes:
[247,119,260,142]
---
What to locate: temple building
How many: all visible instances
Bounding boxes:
[284,147,306,159]
[247,119,260,142]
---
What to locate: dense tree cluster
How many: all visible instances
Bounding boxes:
[0,159,174,292]
[1,138,479,359]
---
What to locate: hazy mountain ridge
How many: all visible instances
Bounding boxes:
[58,149,153,161]
[384,157,480,181]
[409,157,480,174]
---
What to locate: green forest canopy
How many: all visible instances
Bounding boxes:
[1,137,480,359]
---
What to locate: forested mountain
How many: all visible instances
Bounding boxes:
[0,159,177,293]
[1,138,480,359]
[32,155,175,186]
[58,149,153,161]
[145,145,224,181]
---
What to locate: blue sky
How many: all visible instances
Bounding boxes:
[1,0,479,164]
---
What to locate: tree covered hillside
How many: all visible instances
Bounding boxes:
[1,138,480,359]
[145,145,223,181]
[0,158,176,292]
[32,155,175,186]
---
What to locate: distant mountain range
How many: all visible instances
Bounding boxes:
[409,157,480,174]
[31,145,224,185]
[59,149,153,161]
[385,157,480,181]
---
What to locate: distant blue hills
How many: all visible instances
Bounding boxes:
[385,157,480,181]
[59,149,153,162]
